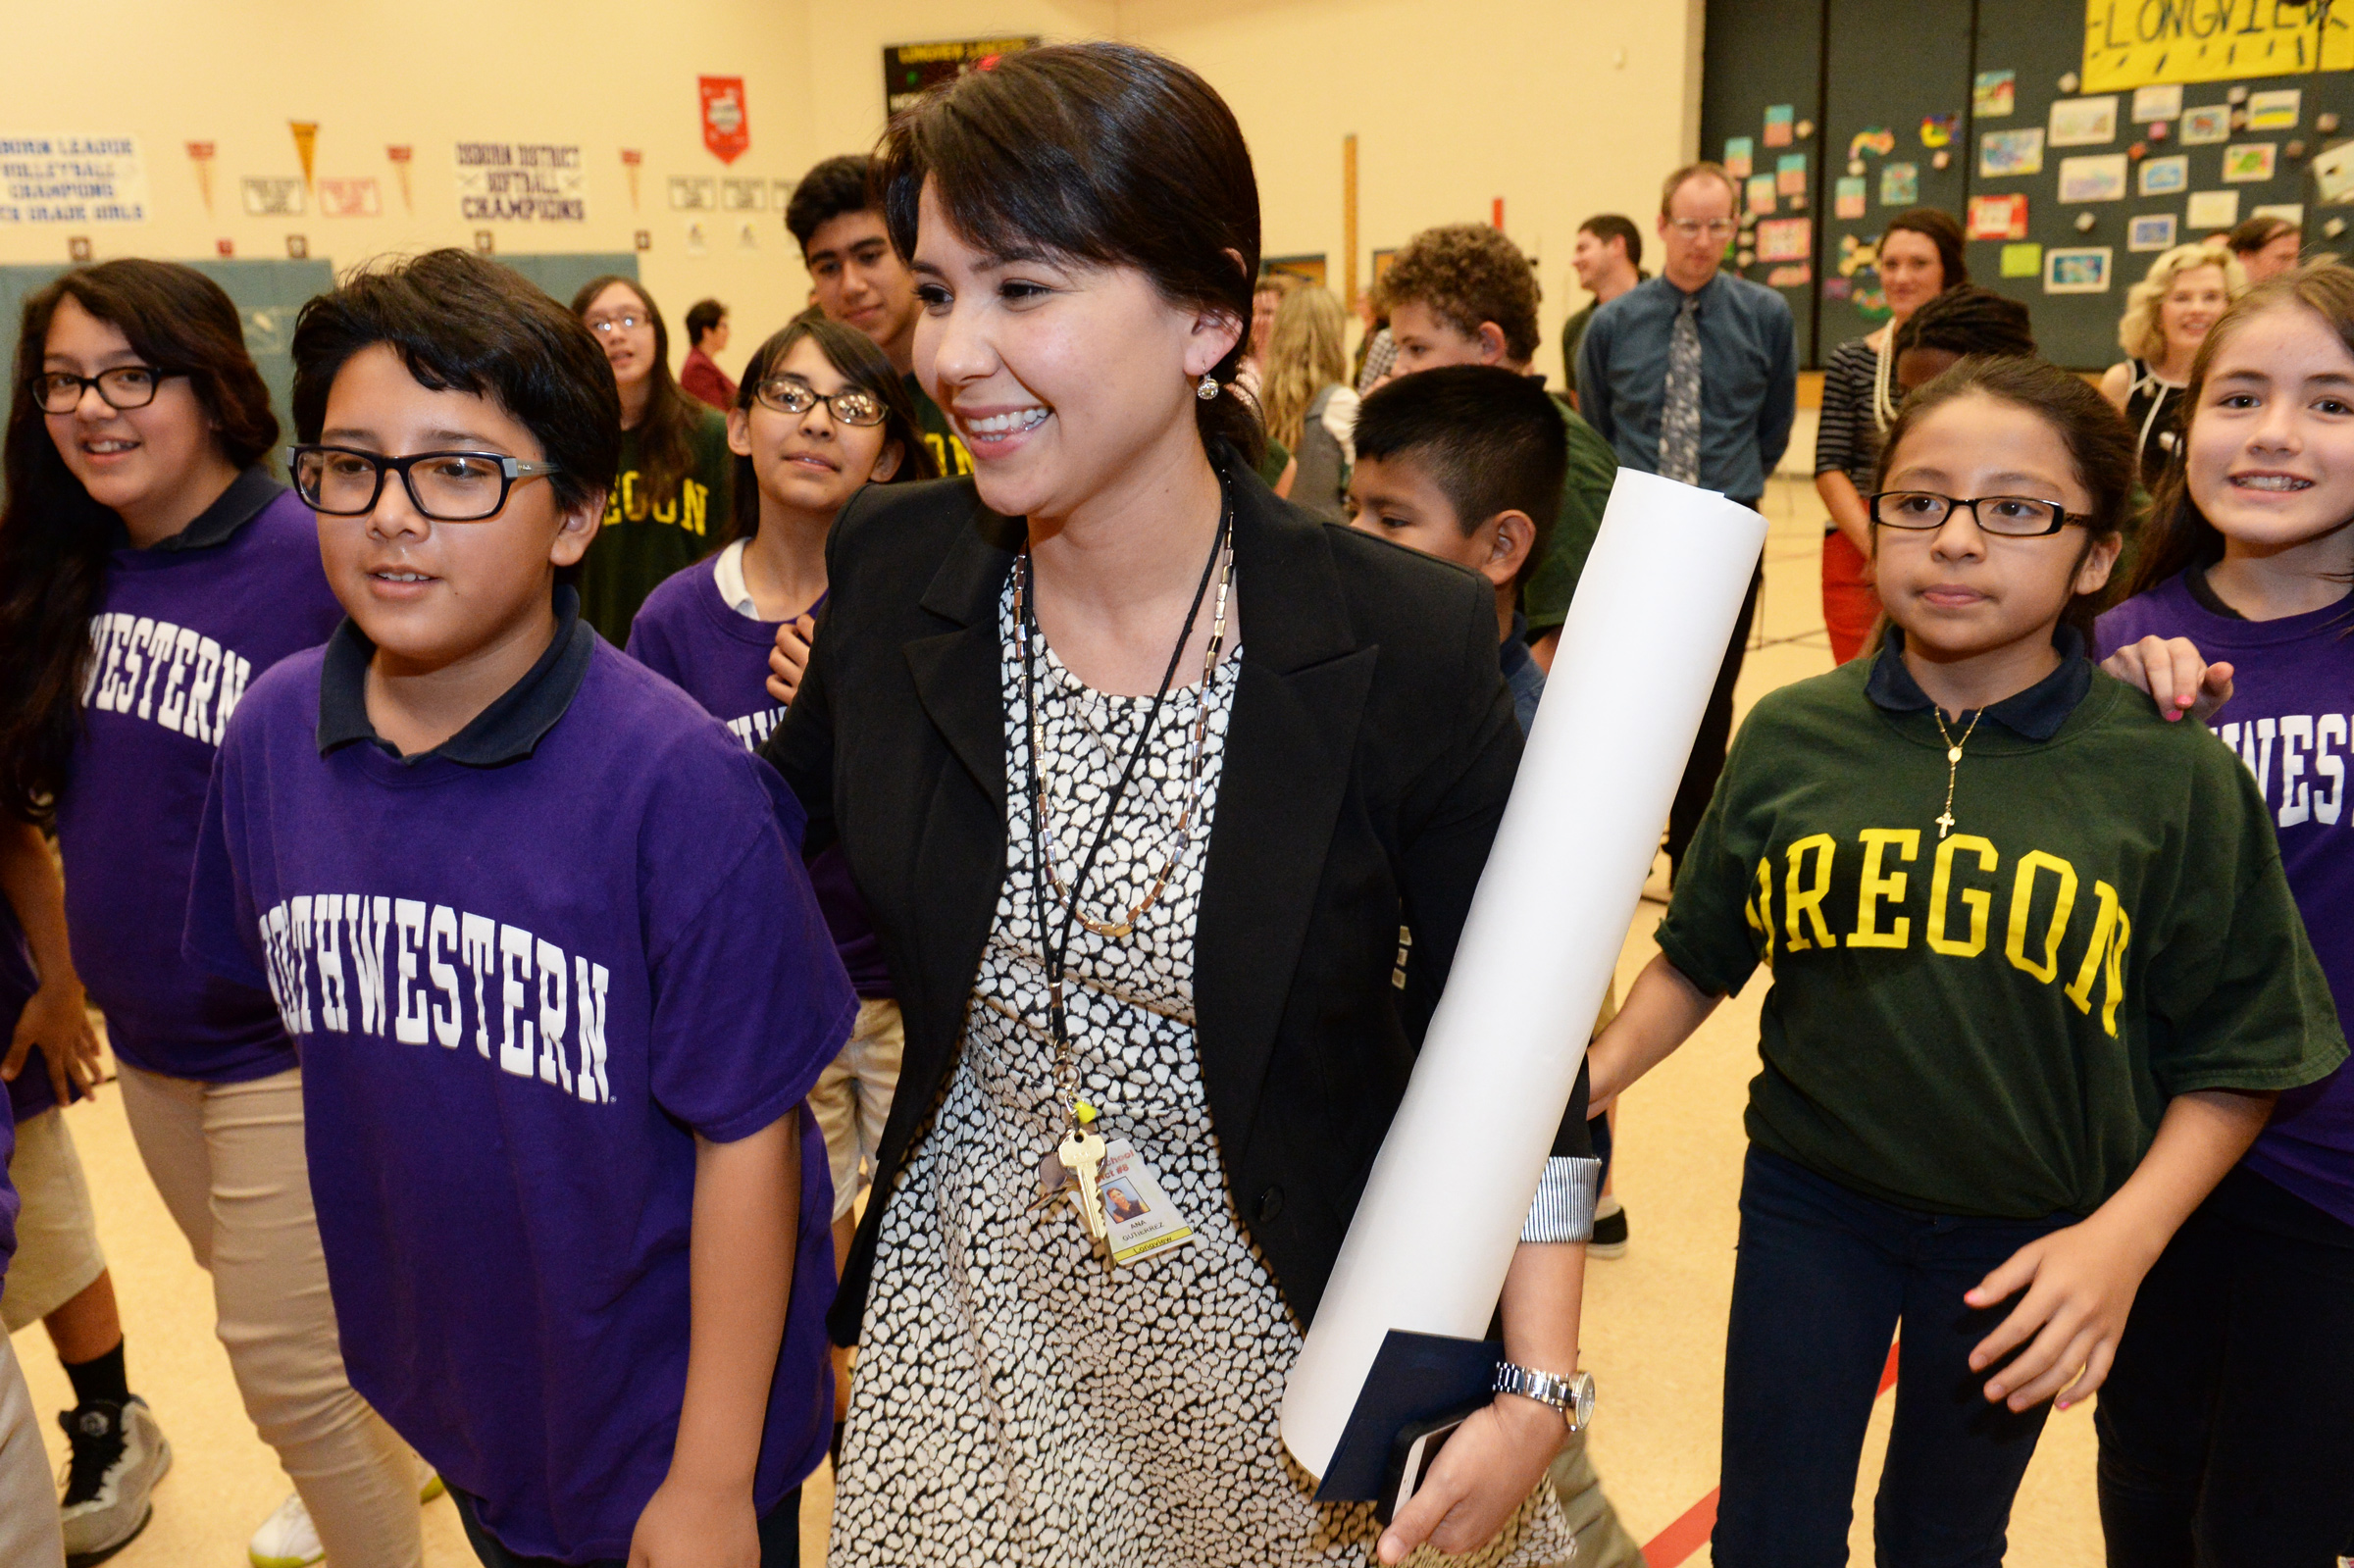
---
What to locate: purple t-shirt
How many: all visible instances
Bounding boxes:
[2,892,58,1126]
[56,480,341,1084]
[185,630,853,1563]
[0,900,29,1281]
[2098,571,2354,1229]
[626,558,892,996]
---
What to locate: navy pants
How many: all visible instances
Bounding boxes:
[1714,1148,2072,1568]
[2096,1165,2354,1567]
[451,1486,802,1568]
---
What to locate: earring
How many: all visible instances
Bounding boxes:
[1196,373,1219,401]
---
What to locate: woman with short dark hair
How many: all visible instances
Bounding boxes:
[1812,208,1967,664]
[764,40,1598,1567]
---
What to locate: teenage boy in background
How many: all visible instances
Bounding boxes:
[679,300,737,412]
[1374,225,1618,669]
[186,249,853,1568]
[1346,365,1647,1568]
[785,155,972,477]
[1560,216,1646,410]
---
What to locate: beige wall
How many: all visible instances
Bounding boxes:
[0,0,815,359]
[6,0,1702,388]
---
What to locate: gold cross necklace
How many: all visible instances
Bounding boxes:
[1929,705,1986,840]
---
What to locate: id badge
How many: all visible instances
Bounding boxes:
[1098,1138,1198,1266]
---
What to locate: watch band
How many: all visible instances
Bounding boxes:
[1492,1361,1596,1434]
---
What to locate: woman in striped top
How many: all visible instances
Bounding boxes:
[1811,208,1966,664]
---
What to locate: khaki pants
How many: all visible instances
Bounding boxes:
[1549,1432,1650,1568]
[1,1107,108,1334]
[118,1063,421,1568]
[0,1335,65,1568]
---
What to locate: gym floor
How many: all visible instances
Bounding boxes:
[7,473,2103,1567]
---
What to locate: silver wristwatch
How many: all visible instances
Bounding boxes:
[1492,1361,1596,1434]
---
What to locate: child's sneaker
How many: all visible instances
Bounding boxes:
[247,1492,323,1568]
[1589,1196,1630,1259]
[58,1395,171,1567]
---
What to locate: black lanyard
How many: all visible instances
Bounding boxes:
[1018,498,1232,1134]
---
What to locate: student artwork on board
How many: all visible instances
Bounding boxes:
[2181,106,2232,144]
[2223,144,2278,183]
[1879,163,1918,206]
[2187,188,2241,229]
[2049,95,2121,147]
[2138,155,2188,196]
[1969,194,2029,240]
[2128,214,2178,251]
[1979,128,2044,177]
[2131,84,2182,122]
[1836,177,1868,220]
[2060,154,2129,203]
[2000,241,2043,278]
[2044,246,2113,294]
[1973,70,2015,117]
[2246,89,2301,130]
[1724,136,1755,177]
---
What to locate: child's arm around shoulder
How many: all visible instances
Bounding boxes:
[2098,634,2234,725]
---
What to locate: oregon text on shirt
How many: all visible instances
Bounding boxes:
[79,610,252,744]
[1742,828,2131,1035]
[252,893,612,1105]
[2220,715,2350,832]
[602,470,714,536]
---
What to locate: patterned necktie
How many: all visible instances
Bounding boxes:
[1660,292,1704,485]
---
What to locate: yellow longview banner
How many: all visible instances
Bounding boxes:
[2084,0,2354,92]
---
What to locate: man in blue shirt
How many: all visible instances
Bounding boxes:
[1578,161,1797,882]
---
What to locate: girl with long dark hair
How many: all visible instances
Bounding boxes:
[0,262,423,1567]
[569,276,734,642]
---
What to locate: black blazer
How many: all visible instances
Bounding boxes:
[764,463,1591,1344]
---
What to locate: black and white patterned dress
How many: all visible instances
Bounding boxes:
[828,577,1573,1567]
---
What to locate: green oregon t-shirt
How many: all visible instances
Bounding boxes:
[905,373,973,479]
[1656,649,2344,1220]
[580,406,734,644]
[1521,400,1620,634]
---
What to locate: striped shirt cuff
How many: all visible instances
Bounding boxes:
[1519,1156,1605,1244]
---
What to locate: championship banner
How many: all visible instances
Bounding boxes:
[699,77,748,164]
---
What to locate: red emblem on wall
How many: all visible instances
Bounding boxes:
[699,76,749,165]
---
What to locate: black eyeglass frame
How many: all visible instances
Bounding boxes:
[750,377,889,428]
[28,366,182,415]
[1867,490,2093,538]
[287,444,563,523]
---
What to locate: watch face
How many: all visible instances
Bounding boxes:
[1570,1372,1597,1429]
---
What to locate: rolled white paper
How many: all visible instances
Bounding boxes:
[1280,469,1768,1478]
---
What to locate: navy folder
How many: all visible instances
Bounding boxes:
[1311,1329,1505,1502]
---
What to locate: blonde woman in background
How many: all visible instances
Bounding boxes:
[1259,285,1358,522]
[2100,242,2247,488]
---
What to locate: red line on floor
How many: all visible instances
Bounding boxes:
[1639,1338,1901,1567]
[1640,1488,1719,1568]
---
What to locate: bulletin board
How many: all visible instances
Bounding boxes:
[1701,0,2354,368]
[1697,0,1826,362]
[498,252,640,312]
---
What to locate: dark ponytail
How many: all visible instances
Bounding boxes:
[0,262,276,826]
[872,41,1266,469]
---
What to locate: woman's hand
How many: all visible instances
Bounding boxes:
[626,1473,760,1568]
[1376,1394,1566,1564]
[2101,634,2233,725]
[766,613,816,707]
[2,978,100,1104]
[1963,1212,2157,1413]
